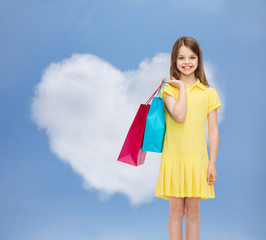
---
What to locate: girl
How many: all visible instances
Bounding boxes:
[154,36,222,240]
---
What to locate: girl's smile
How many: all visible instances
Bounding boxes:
[182,66,193,70]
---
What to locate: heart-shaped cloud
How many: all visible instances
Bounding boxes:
[31,52,224,206]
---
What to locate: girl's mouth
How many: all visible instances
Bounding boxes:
[182,66,193,69]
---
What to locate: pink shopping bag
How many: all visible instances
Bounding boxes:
[117,78,165,166]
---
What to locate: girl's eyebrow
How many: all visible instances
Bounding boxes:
[178,54,197,57]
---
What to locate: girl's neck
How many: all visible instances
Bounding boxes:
[180,74,197,84]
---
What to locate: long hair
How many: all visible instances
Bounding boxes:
[170,36,210,87]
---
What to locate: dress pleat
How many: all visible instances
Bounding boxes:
[155,155,215,199]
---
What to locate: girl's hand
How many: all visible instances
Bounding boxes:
[207,163,217,185]
[165,77,185,89]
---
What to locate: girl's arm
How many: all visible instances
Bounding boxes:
[164,83,187,123]
[207,109,219,185]
[208,109,219,166]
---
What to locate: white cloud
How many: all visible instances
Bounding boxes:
[31,52,225,206]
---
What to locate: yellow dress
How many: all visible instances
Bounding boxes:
[154,78,222,199]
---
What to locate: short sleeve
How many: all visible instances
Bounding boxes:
[208,88,222,113]
[159,83,177,100]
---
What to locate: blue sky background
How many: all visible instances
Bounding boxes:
[1,0,265,239]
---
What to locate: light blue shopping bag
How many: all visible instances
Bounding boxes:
[142,80,166,153]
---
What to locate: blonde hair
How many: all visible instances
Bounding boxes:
[170,36,210,87]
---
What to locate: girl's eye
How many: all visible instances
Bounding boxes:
[178,57,196,60]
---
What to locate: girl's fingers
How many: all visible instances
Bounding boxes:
[208,179,215,185]
[207,174,212,183]
[207,171,212,182]
[207,174,216,185]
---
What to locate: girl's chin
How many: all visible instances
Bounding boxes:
[178,68,196,75]
[180,71,195,77]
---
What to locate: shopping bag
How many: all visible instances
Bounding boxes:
[142,79,166,153]
[117,104,150,166]
[117,78,166,166]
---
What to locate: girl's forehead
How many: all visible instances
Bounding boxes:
[178,45,196,56]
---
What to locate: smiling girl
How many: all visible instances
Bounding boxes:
[154,36,222,240]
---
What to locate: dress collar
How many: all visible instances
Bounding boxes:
[195,78,207,90]
[184,78,207,90]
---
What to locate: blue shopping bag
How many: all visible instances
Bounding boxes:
[142,79,166,153]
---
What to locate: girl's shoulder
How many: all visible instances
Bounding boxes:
[205,86,220,96]
[202,85,219,96]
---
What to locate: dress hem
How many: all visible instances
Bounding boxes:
[154,193,215,200]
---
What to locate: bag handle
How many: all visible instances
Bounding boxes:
[155,80,166,99]
[145,78,166,105]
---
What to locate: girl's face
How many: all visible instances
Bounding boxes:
[176,45,198,77]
